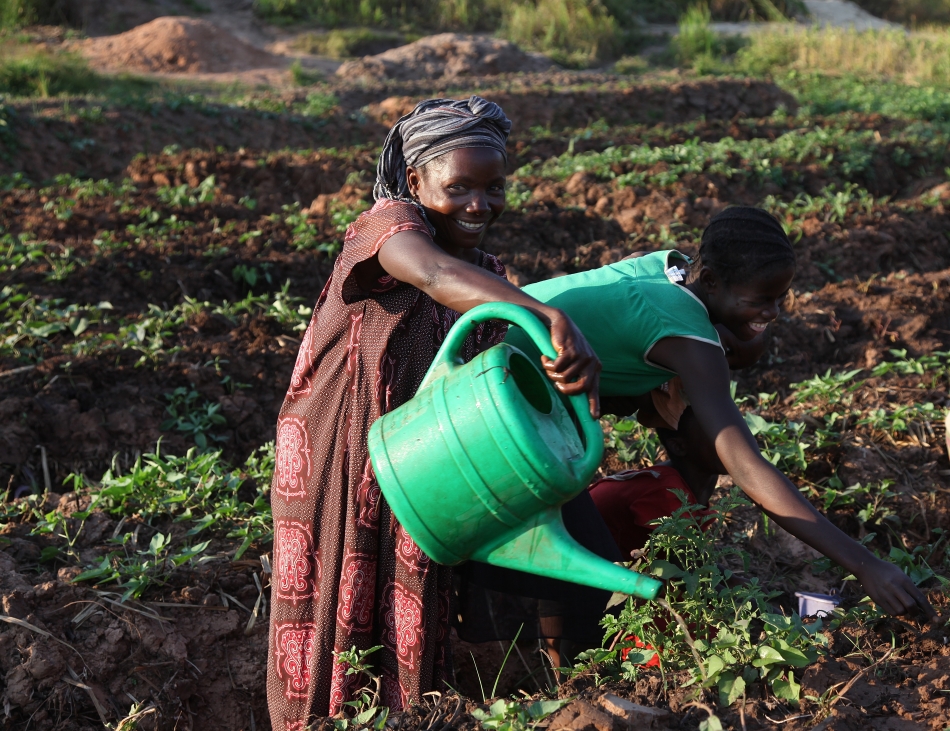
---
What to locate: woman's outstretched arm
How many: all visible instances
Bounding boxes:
[650,336,937,620]
[370,230,602,416]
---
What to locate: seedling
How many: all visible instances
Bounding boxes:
[599,491,827,707]
[161,387,228,450]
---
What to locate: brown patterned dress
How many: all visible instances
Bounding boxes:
[267,199,507,729]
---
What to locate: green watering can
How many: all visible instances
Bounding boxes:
[367,302,661,600]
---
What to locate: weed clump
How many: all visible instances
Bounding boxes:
[291,28,410,58]
[0,47,99,97]
[738,27,950,84]
[592,491,828,706]
[502,0,621,67]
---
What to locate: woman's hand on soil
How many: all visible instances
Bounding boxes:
[857,558,937,620]
[539,310,602,418]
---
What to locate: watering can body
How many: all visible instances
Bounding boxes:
[367,303,661,600]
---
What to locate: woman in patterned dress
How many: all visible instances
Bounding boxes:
[266,96,602,729]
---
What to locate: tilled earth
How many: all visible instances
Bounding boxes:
[0,76,949,730]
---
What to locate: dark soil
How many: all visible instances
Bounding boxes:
[0,75,793,182]
[1,78,949,731]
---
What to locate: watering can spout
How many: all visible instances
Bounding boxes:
[471,507,662,601]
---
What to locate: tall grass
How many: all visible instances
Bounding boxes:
[738,27,950,84]
[254,0,801,32]
[252,0,506,29]
[290,28,409,58]
[502,0,620,67]
[0,48,99,97]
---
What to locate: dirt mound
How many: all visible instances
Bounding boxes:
[335,33,555,81]
[77,17,283,74]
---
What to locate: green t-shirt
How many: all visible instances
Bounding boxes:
[506,250,722,397]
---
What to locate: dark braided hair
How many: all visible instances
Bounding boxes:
[697,206,795,285]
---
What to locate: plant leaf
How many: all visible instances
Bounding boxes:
[718,672,746,707]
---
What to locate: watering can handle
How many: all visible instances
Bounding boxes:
[419,302,603,481]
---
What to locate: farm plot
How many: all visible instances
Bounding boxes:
[1,74,950,731]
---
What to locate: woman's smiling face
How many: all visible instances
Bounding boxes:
[406,147,507,255]
[705,264,795,342]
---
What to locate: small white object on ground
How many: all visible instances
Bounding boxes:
[795,590,841,617]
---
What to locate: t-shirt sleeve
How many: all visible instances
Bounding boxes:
[338,200,431,304]
[636,255,723,355]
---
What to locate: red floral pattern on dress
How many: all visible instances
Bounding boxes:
[381,581,424,671]
[380,669,410,712]
[431,302,459,344]
[337,550,376,632]
[274,519,320,605]
[274,622,317,700]
[287,324,315,400]
[345,311,364,383]
[396,526,430,575]
[375,350,399,415]
[275,416,311,501]
[284,721,306,731]
[356,458,381,530]
[328,659,361,716]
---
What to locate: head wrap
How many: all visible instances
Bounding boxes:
[374,95,512,203]
[699,206,795,283]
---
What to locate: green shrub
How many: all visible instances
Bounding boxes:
[594,491,827,707]
[675,3,717,62]
[502,0,621,67]
[0,48,99,97]
[593,0,803,23]
[738,27,950,84]
[253,0,505,30]
[291,28,408,58]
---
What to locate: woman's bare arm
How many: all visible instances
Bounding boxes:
[650,336,936,619]
[372,230,602,416]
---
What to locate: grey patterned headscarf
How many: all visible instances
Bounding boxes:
[373,95,512,203]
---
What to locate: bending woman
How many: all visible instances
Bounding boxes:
[462,206,933,668]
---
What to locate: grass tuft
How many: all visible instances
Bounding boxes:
[290,28,410,59]
[502,0,621,67]
[0,46,100,97]
[253,0,505,29]
[738,26,950,85]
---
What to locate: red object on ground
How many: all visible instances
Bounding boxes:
[620,635,660,666]
[588,466,713,559]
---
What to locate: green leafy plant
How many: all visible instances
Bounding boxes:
[74,531,211,601]
[743,413,809,473]
[332,645,389,730]
[472,697,572,731]
[156,175,216,208]
[602,415,663,465]
[160,388,228,450]
[600,491,827,706]
[62,444,274,561]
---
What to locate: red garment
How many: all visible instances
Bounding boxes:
[267,199,508,728]
[588,466,711,559]
[620,635,660,667]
